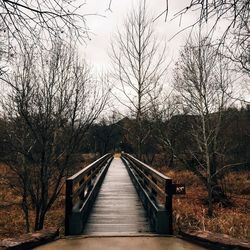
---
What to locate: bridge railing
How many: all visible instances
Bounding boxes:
[65,153,113,235]
[121,153,184,234]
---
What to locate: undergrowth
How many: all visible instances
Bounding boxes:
[0,161,249,241]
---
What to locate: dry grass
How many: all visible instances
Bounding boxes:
[0,161,249,241]
[161,167,250,240]
[0,153,97,240]
[0,164,26,239]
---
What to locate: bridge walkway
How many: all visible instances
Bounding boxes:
[35,155,208,250]
[83,157,151,234]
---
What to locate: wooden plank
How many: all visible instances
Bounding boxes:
[83,158,152,234]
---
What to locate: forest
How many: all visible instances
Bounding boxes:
[0,0,249,244]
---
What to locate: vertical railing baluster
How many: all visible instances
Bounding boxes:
[65,179,73,236]
[165,179,173,235]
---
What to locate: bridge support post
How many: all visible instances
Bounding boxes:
[65,179,73,236]
[165,179,173,235]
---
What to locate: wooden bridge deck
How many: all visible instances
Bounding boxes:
[83,157,151,234]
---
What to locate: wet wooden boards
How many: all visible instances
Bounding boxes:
[83,158,151,234]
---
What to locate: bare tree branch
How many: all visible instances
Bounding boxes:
[110,1,169,159]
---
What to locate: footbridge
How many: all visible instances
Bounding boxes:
[35,153,209,250]
[64,153,185,236]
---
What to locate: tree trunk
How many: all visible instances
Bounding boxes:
[38,211,46,230]
[210,152,230,206]
[34,209,46,230]
[21,198,30,233]
[207,176,213,217]
[168,149,174,168]
[34,206,41,231]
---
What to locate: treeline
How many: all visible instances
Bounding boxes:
[80,107,250,167]
[1,106,249,168]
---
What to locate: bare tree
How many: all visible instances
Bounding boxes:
[0,0,93,91]
[159,0,249,40]
[0,40,109,231]
[0,0,90,45]
[173,35,233,216]
[160,1,249,88]
[110,0,168,159]
[149,92,181,167]
[225,11,250,75]
[153,0,249,104]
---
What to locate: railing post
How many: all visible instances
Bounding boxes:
[165,179,173,235]
[65,179,73,236]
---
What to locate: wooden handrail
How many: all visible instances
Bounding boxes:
[65,153,113,235]
[68,154,111,183]
[121,152,174,234]
[123,153,171,182]
[121,153,173,202]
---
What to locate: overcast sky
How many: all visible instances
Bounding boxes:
[74,0,206,115]
[73,0,248,108]
[82,0,199,73]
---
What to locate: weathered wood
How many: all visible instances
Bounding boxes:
[65,153,184,236]
[83,158,151,234]
[165,179,173,234]
[65,179,73,236]
[65,153,113,235]
[121,153,174,234]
